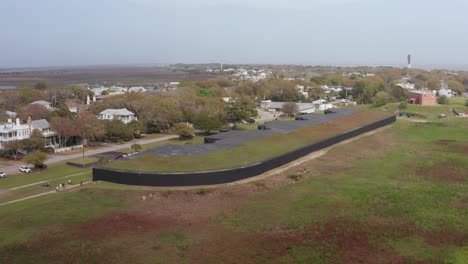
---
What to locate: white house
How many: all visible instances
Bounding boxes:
[438,80,455,97]
[295,85,309,98]
[31,100,53,110]
[5,111,17,118]
[397,82,415,90]
[98,108,137,124]
[31,119,59,149]
[0,118,58,150]
[128,86,147,93]
[312,99,333,111]
[0,118,31,149]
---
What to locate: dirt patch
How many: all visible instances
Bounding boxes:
[434,140,468,154]
[77,212,177,240]
[414,163,467,183]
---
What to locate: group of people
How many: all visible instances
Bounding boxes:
[54,180,84,192]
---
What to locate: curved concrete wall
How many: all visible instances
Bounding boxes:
[93,115,396,186]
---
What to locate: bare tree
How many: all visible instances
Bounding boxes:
[282,102,299,117]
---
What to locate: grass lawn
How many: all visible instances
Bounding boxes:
[450,97,468,106]
[140,133,166,139]
[104,111,391,173]
[0,118,466,263]
[0,162,91,205]
[67,157,99,165]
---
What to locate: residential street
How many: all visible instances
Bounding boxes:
[255,108,276,122]
[0,135,177,175]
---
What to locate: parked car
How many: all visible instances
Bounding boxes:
[35,164,48,169]
[19,166,32,173]
[0,172,6,178]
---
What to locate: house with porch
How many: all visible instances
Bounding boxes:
[98,108,137,124]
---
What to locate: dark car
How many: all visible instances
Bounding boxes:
[35,164,48,169]
[295,116,306,120]
[247,118,256,124]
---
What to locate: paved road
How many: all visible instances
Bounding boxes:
[255,108,276,123]
[0,135,177,175]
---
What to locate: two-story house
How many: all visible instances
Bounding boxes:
[0,118,31,149]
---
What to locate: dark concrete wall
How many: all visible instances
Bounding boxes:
[93,115,396,186]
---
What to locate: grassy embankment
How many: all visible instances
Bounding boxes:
[0,110,466,263]
[104,111,391,173]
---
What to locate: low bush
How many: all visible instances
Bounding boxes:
[287,174,303,181]
[196,188,208,195]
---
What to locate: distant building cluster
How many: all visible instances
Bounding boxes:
[87,85,148,99]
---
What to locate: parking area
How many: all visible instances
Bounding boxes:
[131,109,360,157]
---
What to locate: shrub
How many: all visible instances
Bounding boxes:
[437,96,448,104]
[196,188,208,195]
[287,174,303,181]
[172,122,195,139]
[398,101,408,110]
[24,151,48,168]
[372,91,392,107]
[130,143,142,152]
[98,156,109,164]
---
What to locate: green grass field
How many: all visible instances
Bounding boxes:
[0,115,466,263]
[104,111,390,173]
[0,103,466,263]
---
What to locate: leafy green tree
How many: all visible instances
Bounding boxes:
[329,77,342,85]
[19,87,41,104]
[197,87,215,97]
[226,102,250,128]
[21,129,46,153]
[437,96,448,105]
[103,120,134,142]
[130,143,142,152]
[172,123,195,139]
[372,91,392,107]
[193,115,224,134]
[24,151,47,168]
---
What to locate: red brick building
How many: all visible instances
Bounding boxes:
[408,91,437,106]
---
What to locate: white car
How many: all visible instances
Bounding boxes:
[19,166,32,173]
[0,172,5,178]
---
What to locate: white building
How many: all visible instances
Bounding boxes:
[31,100,53,110]
[295,85,309,98]
[312,99,334,111]
[0,118,58,150]
[261,100,318,114]
[0,118,31,149]
[5,111,17,118]
[128,86,147,93]
[396,82,415,90]
[438,80,455,97]
[98,108,137,124]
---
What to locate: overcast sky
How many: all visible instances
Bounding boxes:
[1,0,468,68]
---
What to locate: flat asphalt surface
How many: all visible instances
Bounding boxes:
[133,109,359,158]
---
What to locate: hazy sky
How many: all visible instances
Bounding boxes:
[1,0,468,68]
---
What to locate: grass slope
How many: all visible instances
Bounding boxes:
[0,110,466,263]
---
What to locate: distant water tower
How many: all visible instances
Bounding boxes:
[407,54,412,69]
